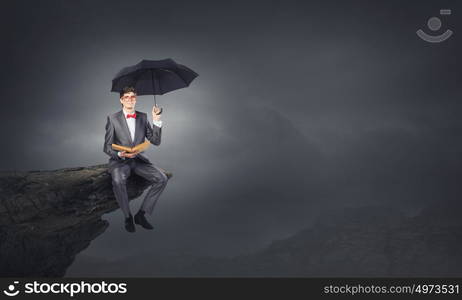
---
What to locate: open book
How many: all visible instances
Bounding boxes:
[112,140,151,153]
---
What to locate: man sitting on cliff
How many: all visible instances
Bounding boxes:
[103,86,170,232]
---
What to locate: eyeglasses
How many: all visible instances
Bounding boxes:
[122,95,137,101]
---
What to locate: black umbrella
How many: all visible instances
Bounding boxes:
[111,58,198,112]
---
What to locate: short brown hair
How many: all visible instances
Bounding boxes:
[119,86,137,98]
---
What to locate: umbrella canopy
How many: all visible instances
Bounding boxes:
[111,58,198,101]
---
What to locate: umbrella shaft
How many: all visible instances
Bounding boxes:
[151,69,157,107]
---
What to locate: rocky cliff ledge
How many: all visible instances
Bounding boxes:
[0,164,151,277]
[2,164,461,277]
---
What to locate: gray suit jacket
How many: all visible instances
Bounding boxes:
[104,110,161,173]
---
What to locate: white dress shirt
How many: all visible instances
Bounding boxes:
[118,108,163,159]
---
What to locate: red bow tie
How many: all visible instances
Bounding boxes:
[126,113,136,119]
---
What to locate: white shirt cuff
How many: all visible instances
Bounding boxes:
[153,120,163,128]
[117,151,125,159]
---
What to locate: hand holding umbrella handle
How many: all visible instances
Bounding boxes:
[152,105,163,116]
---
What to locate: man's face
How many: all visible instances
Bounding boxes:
[120,92,137,110]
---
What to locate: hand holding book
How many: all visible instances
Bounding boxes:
[112,140,151,156]
[119,150,138,158]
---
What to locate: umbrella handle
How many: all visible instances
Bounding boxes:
[152,94,162,114]
[151,71,163,114]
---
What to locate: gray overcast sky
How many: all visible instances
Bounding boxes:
[1,0,461,274]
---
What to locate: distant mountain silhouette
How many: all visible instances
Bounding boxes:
[2,164,461,277]
[68,204,462,277]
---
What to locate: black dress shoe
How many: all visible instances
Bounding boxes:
[125,214,136,233]
[134,210,154,230]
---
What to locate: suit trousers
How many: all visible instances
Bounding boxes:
[110,157,169,218]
